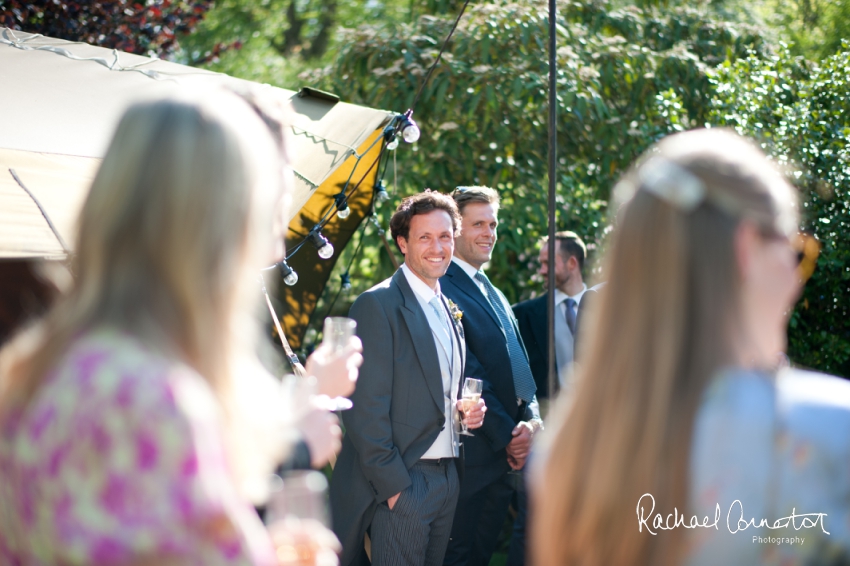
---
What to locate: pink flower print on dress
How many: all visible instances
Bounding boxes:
[136,430,159,471]
[100,473,131,517]
[28,404,56,441]
[115,375,135,408]
[91,536,128,563]
[47,445,69,477]
[75,350,109,390]
[90,422,112,454]
[181,452,198,478]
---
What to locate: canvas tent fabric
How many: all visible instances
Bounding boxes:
[0,27,396,352]
[0,27,393,259]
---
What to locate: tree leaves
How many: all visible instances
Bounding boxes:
[0,0,211,58]
[316,0,766,303]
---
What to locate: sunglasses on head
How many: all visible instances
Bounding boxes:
[793,232,820,282]
[768,230,821,280]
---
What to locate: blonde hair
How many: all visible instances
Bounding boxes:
[450,185,501,213]
[532,129,797,566]
[0,91,288,499]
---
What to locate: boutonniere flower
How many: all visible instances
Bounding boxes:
[447,299,463,323]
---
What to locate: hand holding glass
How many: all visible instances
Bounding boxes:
[458,377,483,436]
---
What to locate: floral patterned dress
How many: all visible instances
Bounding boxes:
[0,329,277,565]
[684,367,850,565]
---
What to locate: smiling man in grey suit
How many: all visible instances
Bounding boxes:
[330,190,487,566]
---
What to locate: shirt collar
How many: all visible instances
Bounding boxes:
[401,263,441,303]
[451,256,480,279]
[554,283,588,306]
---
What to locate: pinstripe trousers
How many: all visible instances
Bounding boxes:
[371,460,460,566]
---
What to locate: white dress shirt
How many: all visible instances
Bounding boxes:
[553,284,587,389]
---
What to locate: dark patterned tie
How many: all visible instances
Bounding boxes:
[474,272,537,403]
[565,298,577,335]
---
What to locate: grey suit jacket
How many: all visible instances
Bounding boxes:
[329,269,465,566]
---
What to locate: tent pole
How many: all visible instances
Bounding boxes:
[547,0,558,405]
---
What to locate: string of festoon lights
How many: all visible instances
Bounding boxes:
[262,0,469,288]
[262,110,420,285]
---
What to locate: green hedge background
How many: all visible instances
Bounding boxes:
[5,0,848,376]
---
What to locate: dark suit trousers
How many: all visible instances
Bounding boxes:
[505,465,529,566]
[371,460,460,566]
[443,464,514,566]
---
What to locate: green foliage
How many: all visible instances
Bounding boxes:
[615,0,850,63]
[754,0,850,60]
[183,0,846,374]
[0,0,211,58]
[307,0,850,376]
[710,46,850,376]
[174,0,415,85]
[310,0,766,302]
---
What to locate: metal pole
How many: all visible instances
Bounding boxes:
[547,0,558,402]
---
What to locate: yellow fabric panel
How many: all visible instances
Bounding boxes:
[276,129,385,350]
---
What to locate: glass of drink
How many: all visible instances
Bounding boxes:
[267,471,338,566]
[266,470,329,526]
[317,317,357,411]
[322,317,356,353]
[459,377,483,436]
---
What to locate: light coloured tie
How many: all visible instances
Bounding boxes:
[429,296,450,333]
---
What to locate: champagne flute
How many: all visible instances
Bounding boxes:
[459,377,483,436]
[315,317,357,411]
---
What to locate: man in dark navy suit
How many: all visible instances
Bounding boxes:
[440,186,543,566]
[513,231,588,403]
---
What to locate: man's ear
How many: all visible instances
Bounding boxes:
[567,255,578,271]
[397,236,408,256]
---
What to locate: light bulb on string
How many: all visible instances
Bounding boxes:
[318,242,334,259]
[341,272,352,292]
[401,120,420,143]
[374,181,390,204]
[383,116,401,150]
[400,110,420,144]
[308,228,334,259]
[334,193,351,219]
[280,261,298,286]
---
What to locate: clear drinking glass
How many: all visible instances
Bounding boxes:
[315,317,357,411]
[267,471,336,566]
[322,317,357,353]
[459,377,483,436]
[267,470,330,526]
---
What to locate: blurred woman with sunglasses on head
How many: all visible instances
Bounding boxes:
[532,129,848,566]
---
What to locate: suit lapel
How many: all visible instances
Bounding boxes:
[445,262,502,330]
[529,294,549,355]
[394,271,446,413]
